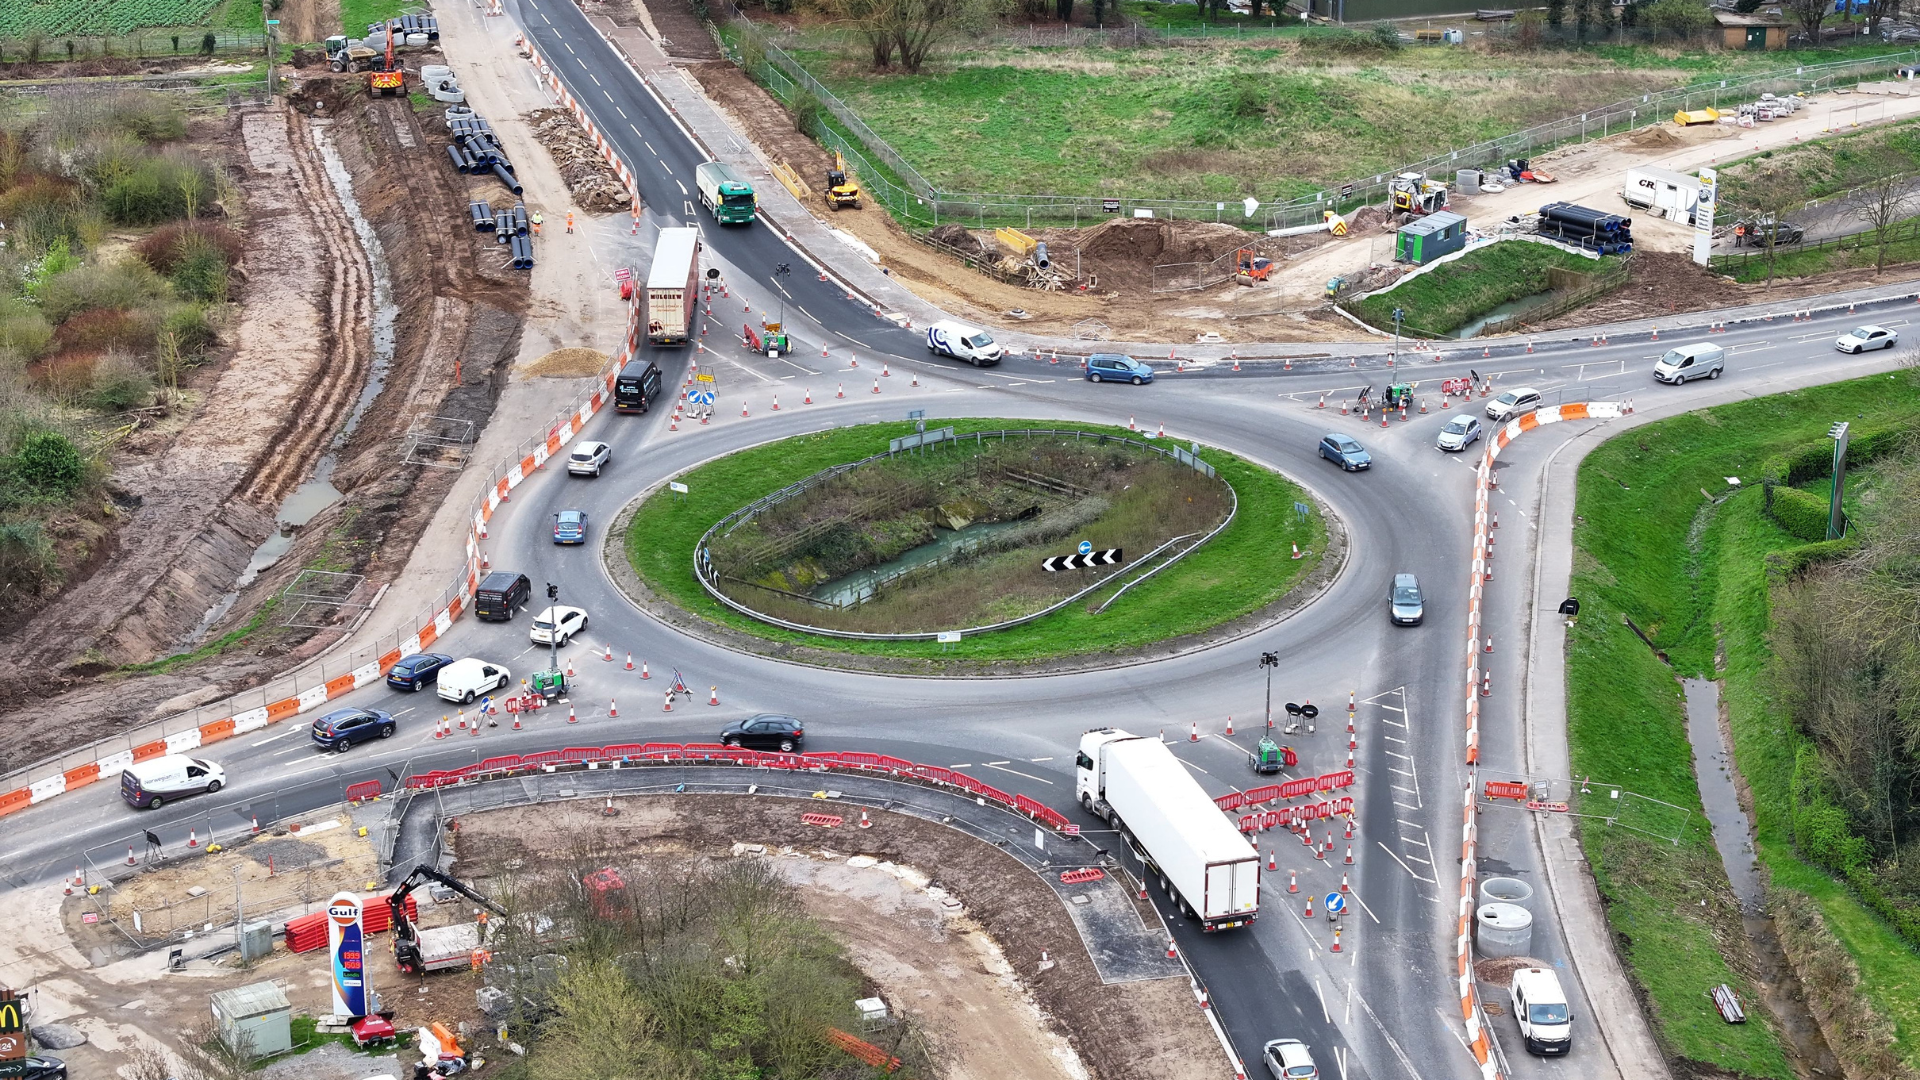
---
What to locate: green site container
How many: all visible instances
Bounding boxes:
[1395,211,1468,265]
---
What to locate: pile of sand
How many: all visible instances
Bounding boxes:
[524,347,610,378]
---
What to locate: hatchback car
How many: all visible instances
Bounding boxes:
[386,651,454,692]
[1262,1038,1318,1079]
[1436,415,1482,451]
[528,605,589,646]
[1389,573,1424,626]
[1835,325,1898,353]
[1485,387,1542,422]
[311,707,396,752]
[16,1058,66,1080]
[553,509,588,545]
[720,713,806,752]
[1085,353,1154,385]
[567,440,611,477]
[1318,433,1371,471]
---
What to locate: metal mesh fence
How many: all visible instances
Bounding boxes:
[0,30,268,62]
[716,10,1920,232]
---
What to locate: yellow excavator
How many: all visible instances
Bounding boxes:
[825,154,860,210]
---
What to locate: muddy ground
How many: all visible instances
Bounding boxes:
[454,796,1218,1080]
[0,75,529,768]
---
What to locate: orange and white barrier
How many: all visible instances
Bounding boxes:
[1457,400,1629,1080]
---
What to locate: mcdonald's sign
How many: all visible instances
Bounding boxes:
[0,986,25,1076]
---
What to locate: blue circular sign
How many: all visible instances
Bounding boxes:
[1078,540,1092,555]
[1324,893,1345,914]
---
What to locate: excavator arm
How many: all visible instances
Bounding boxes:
[389,864,504,973]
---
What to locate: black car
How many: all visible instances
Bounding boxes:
[720,713,806,752]
[20,1058,66,1080]
[312,707,396,752]
[386,652,454,692]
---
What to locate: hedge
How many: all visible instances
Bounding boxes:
[1760,424,1909,486]
[1766,483,1834,542]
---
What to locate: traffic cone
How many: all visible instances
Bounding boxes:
[1331,927,1342,953]
[1318,392,1326,409]
[251,816,260,834]
[709,686,720,706]
[859,810,872,829]
[848,352,856,365]
[742,403,750,418]
[663,691,673,713]
[772,395,780,411]
[1492,511,1499,528]
[1345,844,1355,865]
[1167,939,1178,960]
[604,644,614,662]
[1288,870,1298,893]
[1345,817,1354,839]
[911,372,920,386]
[882,363,890,377]
[436,716,447,739]
[188,830,198,848]
[126,845,138,866]
[626,652,635,670]
[1199,988,1210,1009]
[1267,849,1277,871]
[457,710,467,730]
[1225,716,1234,736]
[1189,722,1199,742]
[1304,894,1314,917]
[871,378,881,394]
[471,714,480,735]
[837,383,845,398]
[481,551,490,570]
[609,699,618,718]
[1129,416,1136,431]
[513,712,522,730]
[1485,635,1494,654]
[568,705,577,723]
[804,388,813,404]
[1157,422,1166,437]
[641,661,650,679]
[566,658,575,678]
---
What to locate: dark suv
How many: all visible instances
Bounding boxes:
[311,707,396,752]
[720,714,806,752]
[386,652,454,692]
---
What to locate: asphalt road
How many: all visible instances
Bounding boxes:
[2,10,1914,1079]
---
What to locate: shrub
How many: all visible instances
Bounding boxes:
[86,350,153,411]
[98,152,216,226]
[1767,483,1833,542]
[0,519,59,595]
[37,260,170,324]
[1643,0,1713,36]
[160,304,216,356]
[134,221,245,274]
[169,235,229,302]
[1370,22,1404,49]
[53,307,157,353]
[22,237,79,302]
[0,300,54,364]
[3,430,87,504]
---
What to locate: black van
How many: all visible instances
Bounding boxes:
[474,571,532,621]
[614,359,663,413]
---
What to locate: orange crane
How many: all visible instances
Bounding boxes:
[370,26,404,96]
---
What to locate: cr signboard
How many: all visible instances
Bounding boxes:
[1693,167,1717,267]
[327,892,368,1019]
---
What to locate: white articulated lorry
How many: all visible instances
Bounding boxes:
[1075,728,1260,931]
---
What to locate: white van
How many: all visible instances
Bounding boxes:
[1653,342,1724,384]
[1510,967,1573,1056]
[120,755,226,809]
[436,657,513,704]
[926,321,1002,366]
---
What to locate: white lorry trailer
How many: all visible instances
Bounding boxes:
[1075,728,1259,931]
[646,227,702,346]
[1621,166,1704,224]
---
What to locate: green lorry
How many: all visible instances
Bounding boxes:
[695,161,757,225]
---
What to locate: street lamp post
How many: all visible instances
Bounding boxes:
[545,582,560,676]
[1827,421,1851,540]
[1260,651,1279,732]
[1392,306,1404,362]
[773,261,791,336]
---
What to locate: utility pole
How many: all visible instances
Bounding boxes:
[546,582,561,675]
[1827,421,1851,540]
[1260,651,1279,732]
[265,18,278,97]
[1392,306,1405,363]
[233,863,245,960]
[773,261,791,338]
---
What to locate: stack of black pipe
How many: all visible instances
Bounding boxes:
[444,114,521,195]
[469,200,494,231]
[1535,202,1633,256]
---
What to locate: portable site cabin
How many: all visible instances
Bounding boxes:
[1713,11,1788,50]
[1395,211,1468,265]
[210,981,293,1057]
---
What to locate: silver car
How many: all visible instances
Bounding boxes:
[1485,387,1542,423]
[1390,573,1424,626]
[1263,1038,1319,1079]
[1436,415,1482,451]
[567,440,611,477]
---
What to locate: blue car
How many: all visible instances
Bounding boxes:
[553,509,588,545]
[1318,432,1372,471]
[1085,353,1154,385]
[311,707,395,752]
[385,651,454,692]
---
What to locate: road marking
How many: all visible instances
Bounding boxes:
[1030,756,1053,762]
[984,760,1010,766]
[1405,854,1432,865]
[1353,990,1423,1080]
[1377,840,1436,884]
[1391,784,1418,794]
[981,762,1053,784]
[1347,887,1381,924]
[1396,818,1424,829]
[1383,735,1406,743]
[949,763,971,768]
[566,42,576,54]
[1174,758,1212,777]
[250,727,305,747]
[274,745,312,758]
[644,139,656,153]
[1394,801,1421,811]
[604,89,614,103]
[1317,978,1330,1024]
[1384,750,1410,759]
[617,106,627,119]
[589,72,601,86]
[677,180,688,196]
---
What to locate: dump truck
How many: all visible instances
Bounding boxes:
[1075,728,1259,931]
[694,160,757,225]
[646,227,702,345]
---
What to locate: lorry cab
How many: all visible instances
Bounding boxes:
[121,755,226,809]
[1510,967,1573,1055]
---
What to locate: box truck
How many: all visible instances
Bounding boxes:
[695,161,758,225]
[1621,166,1703,223]
[646,227,702,346]
[1075,728,1259,930]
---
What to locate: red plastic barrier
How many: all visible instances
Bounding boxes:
[475,756,522,775]
[1317,769,1355,792]
[344,780,383,803]
[1484,780,1528,801]
[1280,777,1318,800]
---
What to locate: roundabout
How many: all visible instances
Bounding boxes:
[610,418,1337,673]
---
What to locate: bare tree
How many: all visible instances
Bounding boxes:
[891,0,1002,72]
[1852,154,1918,273]
[1735,165,1806,288]
[832,0,901,69]
[1786,0,1830,41]
[1865,0,1901,36]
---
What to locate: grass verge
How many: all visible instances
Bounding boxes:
[1567,372,1920,1073]
[1350,242,1615,337]
[340,0,410,36]
[625,419,1324,664]
[1722,220,1920,283]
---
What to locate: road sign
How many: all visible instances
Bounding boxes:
[695,372,715,383]
[669,482,689,494]
[1077,540,1092,555]
[1324,893,1345,916]
[1043,549,1121,571]
[936,631,962,644]
[689,389,715,407]
[614,266,632,282]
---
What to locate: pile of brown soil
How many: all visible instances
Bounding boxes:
[928,222,987,258]
[524,347,610,377]
[1065,217,1263,293]
[526,108,632,212]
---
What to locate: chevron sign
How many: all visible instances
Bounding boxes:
[1043,549,1121,571]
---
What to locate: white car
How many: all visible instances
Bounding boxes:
[528,605,589,646]
[567,440,611,477]
[1485,387,1542,422]
[1262,1038,1318,1079]
[1436,414,1482,451]
[436,657,513,704]
[1835,325,1898,353]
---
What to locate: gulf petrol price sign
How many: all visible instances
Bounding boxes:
[326,892,368,1018]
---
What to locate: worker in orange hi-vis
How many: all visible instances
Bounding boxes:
[530,210,543,236]
[566,211,575,234]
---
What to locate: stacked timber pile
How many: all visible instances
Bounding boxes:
[527,108,631,211]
